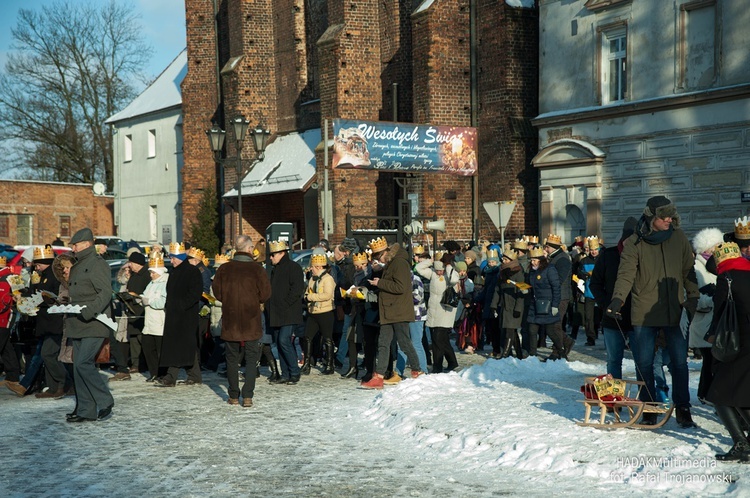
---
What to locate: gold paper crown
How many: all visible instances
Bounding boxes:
[735,216,750,240]
[546,234,562,246]
[513,239,528,251]
[33,245,55,261]
[587,236,601,250]
[413,244,425,255]
[503,242,512,252]
[368,237,388,253]
[434,250,446,262]
[524,235,539,244]
[310,253,328,266]
[214,254,230,266]
[149,253,165,269]
[487,248,499,260]
[528,247,546,258]
[0,256,6,267]
[574,236,584,243]
[202,255,210,267]
[502,249,517,261]
[268,240,289,253]
[714,242,741,265]
[168,242,186,255]
[352,252,369,265]
[187,247,205,260]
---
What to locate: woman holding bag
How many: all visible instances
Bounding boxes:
[705,242,750,462]
[526,247,562,361]
[416,256,459,373]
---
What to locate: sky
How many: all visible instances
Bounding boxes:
[0,0,187,92]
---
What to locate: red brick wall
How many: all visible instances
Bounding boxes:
[0,180,114,245]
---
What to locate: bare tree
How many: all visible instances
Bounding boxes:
[0,0,153,190]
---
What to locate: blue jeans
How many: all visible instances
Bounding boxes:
[603,327,628,380]
[396,321,428,374]
[272,325,300,379]
[335,312,354,364]
[630,325,689,408]
[654,347,672,402]
[20,339,44,390]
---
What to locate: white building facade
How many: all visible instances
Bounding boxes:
[106,50,187,245]
[533,0,750,243]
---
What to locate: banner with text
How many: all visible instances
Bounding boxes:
[331,119,477,176]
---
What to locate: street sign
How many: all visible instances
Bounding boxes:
[483,201,516,248]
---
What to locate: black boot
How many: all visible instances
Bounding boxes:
[267,359,282,383]
[715,405,750,461]
[511,332,523,359]
[322,339,335,375]
[300,337,312,375]
[500,336,514,359]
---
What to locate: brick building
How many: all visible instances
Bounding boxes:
[0,180,114,246]
[182,0,539,247]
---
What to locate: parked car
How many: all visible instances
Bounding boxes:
[292,249,313,270]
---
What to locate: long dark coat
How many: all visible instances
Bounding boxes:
[493,262,525,330]
[706,268,750,407]
[33,265,63,336]
[268,252,305,327]
[160,260,203,367]
[527,264,561,325]
[589,245,633,332]
[212,252,272,342]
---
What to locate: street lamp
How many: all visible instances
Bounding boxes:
[206,116,270,237]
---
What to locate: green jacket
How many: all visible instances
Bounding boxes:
[612,228,698,327]
[377,246,416,325]
[66,245,113,339]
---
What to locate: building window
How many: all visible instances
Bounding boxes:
[679,1,716,90]
[59,215,71,238]
[148,129,156,158]
[0,214,8,238]
[124,134,133,162]
[598,25,627,104]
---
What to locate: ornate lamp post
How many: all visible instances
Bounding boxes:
[206,116,269,237]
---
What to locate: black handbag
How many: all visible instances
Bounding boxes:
[535,299,552,315]
[441,286,460,308]
[711,273,740,363]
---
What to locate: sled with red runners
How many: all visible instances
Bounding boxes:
[577,375,674,430]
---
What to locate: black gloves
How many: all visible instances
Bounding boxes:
[699,283,716,297]
[606,298,624,320]
[513,310,521,319]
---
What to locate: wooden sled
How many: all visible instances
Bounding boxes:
[577,376,674,430]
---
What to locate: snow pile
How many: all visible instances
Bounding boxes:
[364,358,743,495]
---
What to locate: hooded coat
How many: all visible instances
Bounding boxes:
[376,244,416,324]
[160,260,203,367]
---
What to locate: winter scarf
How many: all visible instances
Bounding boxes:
[634,215,674,246]
[717,257,750,274]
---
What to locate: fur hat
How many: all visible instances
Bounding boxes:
[644,195,680,228]
[691,227,725,254]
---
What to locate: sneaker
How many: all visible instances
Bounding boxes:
[383,373,402,385]
[360,373,384,390]
[675,407,698,428]
[109,372,131,382]
[411,370,425,379]
[465,345,475,354]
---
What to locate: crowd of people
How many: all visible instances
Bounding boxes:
[1,197,750,462]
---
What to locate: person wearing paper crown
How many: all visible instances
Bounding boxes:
[705,242,750,462]
[338,251,371,380]
[526,247,563,361]
[155,241,204,387]
[138,252,169,383]
[0,256,22,392]
[608,195,699,428]
[30,244,69,398]
[267,239,305,385]
[300,253,336,376]
[186,245,212,372]
[65,228,115,422]
[543,233,575,359]
[474,247,502,356]
[360,238,424,389]
[491,249,525,359]
[576,236,602,347]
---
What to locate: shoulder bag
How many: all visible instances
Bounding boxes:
[440,269,460,308]
[710,273,740,363]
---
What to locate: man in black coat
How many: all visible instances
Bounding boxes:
[155,243,203,387]
[267,240,305,385]
[32,245,67,398]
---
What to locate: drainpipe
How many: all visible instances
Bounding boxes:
[470,0,479,242]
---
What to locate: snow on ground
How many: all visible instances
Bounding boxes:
[1,349,747,497]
